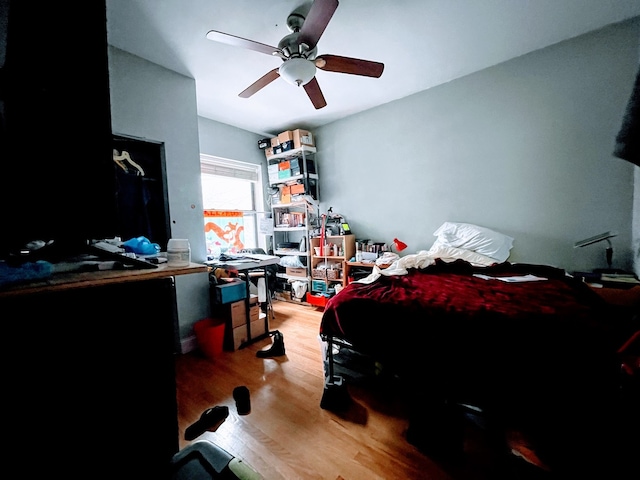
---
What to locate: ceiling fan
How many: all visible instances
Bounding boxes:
[205,0,384,109]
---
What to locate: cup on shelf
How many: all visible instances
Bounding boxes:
[314,246,321,256]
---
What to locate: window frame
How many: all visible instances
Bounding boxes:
[200,154,268,255]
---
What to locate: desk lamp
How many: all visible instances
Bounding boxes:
[574,231,618,271]
[392,238,407,252]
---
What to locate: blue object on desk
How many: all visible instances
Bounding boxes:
[123,236,160,255]
[0,260,54,287]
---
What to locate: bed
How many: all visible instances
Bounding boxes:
[318,224,638,473]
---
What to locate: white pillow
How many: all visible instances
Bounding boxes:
[433,222,514,262]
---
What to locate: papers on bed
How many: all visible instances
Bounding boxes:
[473,274,548,282]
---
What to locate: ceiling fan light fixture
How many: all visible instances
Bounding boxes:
[279,57,316,86]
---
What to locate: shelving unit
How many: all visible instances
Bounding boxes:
[267,145,320,301]
[309,234,356,293]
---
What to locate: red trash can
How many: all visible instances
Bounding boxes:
[194,318,225,361]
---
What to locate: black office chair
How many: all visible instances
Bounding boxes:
[238,248,276,320]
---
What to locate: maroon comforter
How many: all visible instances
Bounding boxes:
[321,260,629,420]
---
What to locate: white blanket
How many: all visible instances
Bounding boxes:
[353,245,497,285]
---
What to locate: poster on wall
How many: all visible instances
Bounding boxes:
[204,210,245,257]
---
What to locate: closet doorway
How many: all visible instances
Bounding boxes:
[112,134,171,249]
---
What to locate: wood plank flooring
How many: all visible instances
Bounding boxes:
[174,300,539,480]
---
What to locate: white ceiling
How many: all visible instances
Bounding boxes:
[106,0,640,137]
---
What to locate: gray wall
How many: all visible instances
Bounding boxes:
[108,46,210,349]
[316,18,640,273]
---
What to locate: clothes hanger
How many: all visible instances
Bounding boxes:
[112,149,128,172]
[113,149,145,176]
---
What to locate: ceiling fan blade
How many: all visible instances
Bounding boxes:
[303,77,327,109]
[315,55,384,78]
[206,30,282,56]
[239,68,280,98]
[298,0,339,50]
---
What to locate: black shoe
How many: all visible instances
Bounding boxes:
[233,385,251,415]
[184,405,229,440]
[256,330,285,358]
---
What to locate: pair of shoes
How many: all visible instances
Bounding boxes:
[256,330,285,358]
[184,405,229,440]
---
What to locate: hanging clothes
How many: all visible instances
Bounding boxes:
[614,66,640,167]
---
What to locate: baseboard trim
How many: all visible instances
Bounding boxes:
[181,335,198,354]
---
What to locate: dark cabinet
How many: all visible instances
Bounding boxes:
[2,276,181,477]
[0,1,117,257]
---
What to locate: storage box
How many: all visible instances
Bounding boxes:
[306,292,327,307]
[270,137,280,147]
[293,129,314,149]
[286,267,307,277]
[326,268,341,280]
[211,297,258,328]
[211,278,246,304]
[278,169,291,179]
[277,130,294,144]
[312,280,327,292]
[280,140,294,151]
[312,268,326,279]
[258,138,270,149]
[265,147,274,158]
[228,300,245,328]
[229,317,268,351]
[280,185,291,204]
[211,295,260,329]
[290,183,305,195]
[278,160,290,170]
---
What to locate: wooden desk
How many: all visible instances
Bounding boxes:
[0,262,207,297]
[1,262,206,477]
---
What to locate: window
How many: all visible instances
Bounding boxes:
[200,154,265,258]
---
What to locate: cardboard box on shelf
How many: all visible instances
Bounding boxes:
[277,130,294,144]
[278,169,292,179]
[286,267,307,277]
[293,129,314,149]
[280,185,291,204]
[265,147,274,158]
[270,137,280,147]
[290,183,305,195]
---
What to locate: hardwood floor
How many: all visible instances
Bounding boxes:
[174,300,543,480]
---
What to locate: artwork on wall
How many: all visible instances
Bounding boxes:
[205,210,245,257]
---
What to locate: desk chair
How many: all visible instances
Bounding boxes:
[238,248,276,320]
